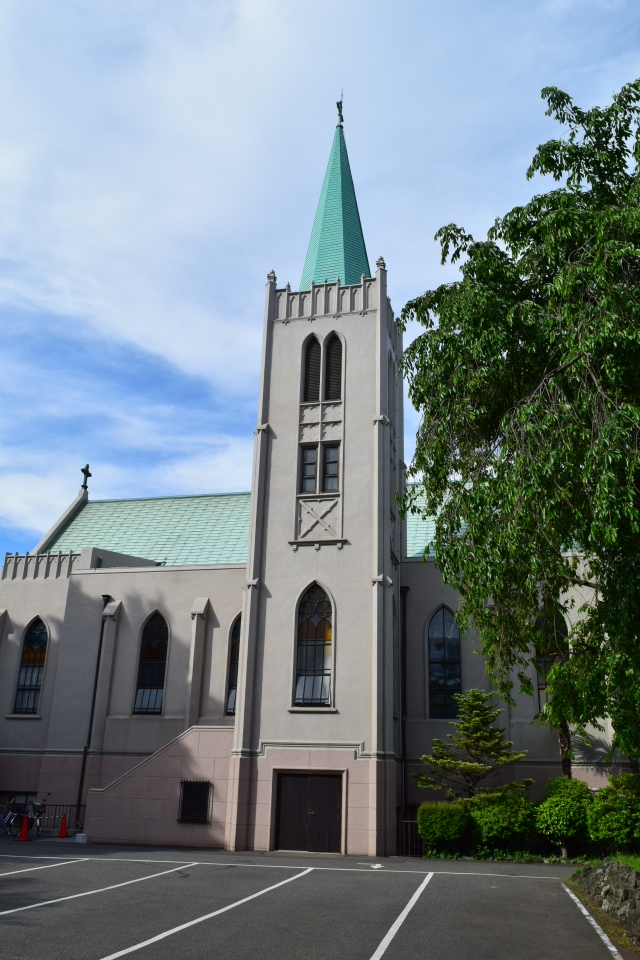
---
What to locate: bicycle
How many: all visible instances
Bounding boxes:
[1,799,20,837]
[25,793,51,837]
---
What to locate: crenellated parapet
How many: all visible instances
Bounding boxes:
[2,550,80,581]
[273,276,379,324]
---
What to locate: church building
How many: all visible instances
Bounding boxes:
[0,109,616,855]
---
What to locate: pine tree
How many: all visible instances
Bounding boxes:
[414,689,532,799]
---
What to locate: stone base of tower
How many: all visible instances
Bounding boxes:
[225,747,397,857]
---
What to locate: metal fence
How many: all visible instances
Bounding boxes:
[396,820,425,858]
[1,803,86,834]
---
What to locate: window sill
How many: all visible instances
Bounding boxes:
[5,714,41,720]
[288,707,338,713]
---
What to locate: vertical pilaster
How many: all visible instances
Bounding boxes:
[185,598,210,728]
[90,600,121,753]
[225,271,276,851]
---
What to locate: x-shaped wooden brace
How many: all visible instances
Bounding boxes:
[299,499,338,539]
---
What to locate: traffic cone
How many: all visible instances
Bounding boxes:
[17,815,30,842]
[58,814,68,839]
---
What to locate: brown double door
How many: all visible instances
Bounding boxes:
[275,774,342,853]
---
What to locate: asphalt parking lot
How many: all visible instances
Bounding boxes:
[0,838,630,960]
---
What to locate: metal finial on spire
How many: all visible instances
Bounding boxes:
[336,97,344,125]
[81,463,92,491]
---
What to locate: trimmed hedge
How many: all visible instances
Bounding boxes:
[536,777,592,847]
[588,774,640,849]
[417,801,469,850]
[469,794,536,846]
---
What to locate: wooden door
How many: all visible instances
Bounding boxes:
[275,774,342,853]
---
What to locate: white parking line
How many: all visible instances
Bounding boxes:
[97,867,314,960]
[369,872,434,959]
[0,852,569,880]
[0,862,198,916]
[0,858,89,878]
[562,884,623,960]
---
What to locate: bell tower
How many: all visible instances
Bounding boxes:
[225,106,404,856]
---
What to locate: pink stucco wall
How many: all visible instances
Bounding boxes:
[85,726,234,847]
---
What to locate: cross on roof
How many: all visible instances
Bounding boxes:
[81,464,92,491]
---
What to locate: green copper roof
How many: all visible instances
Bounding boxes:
[45,493,251,566]
[405,488,437,559]
[300,124,371,289]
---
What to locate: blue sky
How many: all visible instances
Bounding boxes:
[1,0,638,556]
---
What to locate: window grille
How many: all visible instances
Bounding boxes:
[301,447,318,493]
[322,445,339,492]
[428,607,461,718]
[133,613,168,715]
[13,619,48,715]
[295,584,332,706]
[226,617,241,715]
[178,780,211,824]
[304,338,321,402]
[324,336,342,400]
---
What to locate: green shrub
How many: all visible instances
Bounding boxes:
[536,777,593,850]
[417,801,469,850]
[469,793,536,846]
[588,774,640,849]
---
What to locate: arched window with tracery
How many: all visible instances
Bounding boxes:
[14,618,48,714]
[294,584,332,706]
[428,607,461,718]
[324,335,342,401]
[133,613,168,715]
[303,337,321,402]
[226,616,241,716]
[534,610,569,708]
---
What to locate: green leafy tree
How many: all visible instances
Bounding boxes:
[414,689,531,798]
[401,80,640,757]
[536,776,593,858]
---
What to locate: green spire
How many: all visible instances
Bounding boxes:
[300,118,371,290]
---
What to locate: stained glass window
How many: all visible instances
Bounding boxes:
[133,613,168,715]
[534,611,569,709]
[226,617,241,716]
[428,607,461,718]
[295,584,332,706]
[13,619,48,715]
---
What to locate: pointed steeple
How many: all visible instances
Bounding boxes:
[300,106,371,290]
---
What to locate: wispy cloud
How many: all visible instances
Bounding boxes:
[0,0,638,552]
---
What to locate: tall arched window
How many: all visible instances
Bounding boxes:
[303,337,321,402]
[133,613,168,715]
[226,616,241,716]
[295,584,332,706]
[14,618,48,714]
[324,335,342,401]
[534,610,569,708]
[428,607,461,718]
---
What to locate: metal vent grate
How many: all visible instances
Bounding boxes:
[178,780,211,824]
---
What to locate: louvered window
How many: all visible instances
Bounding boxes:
[324,336,342,401]
[134,613,168,714]
[428,607,461,718]
[304,337,321,402]
[13,619,48,715]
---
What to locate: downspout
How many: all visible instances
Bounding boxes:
[400,585,409,819]
[75,594,112,826]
